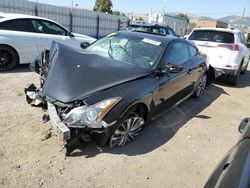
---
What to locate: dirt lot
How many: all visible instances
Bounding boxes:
[0,65,249,188]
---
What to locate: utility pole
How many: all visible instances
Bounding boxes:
[240,7,246,30]
[162,0,167,14]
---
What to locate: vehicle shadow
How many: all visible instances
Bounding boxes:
[70,84,228,158]
[214,70,250,88]
[1,64,31,74]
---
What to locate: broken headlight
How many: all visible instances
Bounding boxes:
[63,97,121,128]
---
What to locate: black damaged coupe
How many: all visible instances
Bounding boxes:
[26,31,210,151]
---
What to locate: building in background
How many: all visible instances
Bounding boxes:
[147,12,188,36]
[125,12,148,22]
[194,19,228,28]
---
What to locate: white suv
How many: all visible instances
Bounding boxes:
[0,13,96,71]
[188,28,250,85]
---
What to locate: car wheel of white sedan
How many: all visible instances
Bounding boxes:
[0,46,18,71]
[193,73,207,98]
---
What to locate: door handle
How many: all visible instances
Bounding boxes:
[187,69,193,74]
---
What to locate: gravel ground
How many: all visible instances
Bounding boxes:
[0,65,249,188]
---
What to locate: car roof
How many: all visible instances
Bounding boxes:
[0,13,67,30]
[117,30,177,45]
[192,27,241,34]
[130,23,171,29]
[0,13,52,22]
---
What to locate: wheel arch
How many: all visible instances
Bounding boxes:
[119,101,150,122]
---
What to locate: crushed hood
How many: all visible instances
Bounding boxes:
[43,43,152,103]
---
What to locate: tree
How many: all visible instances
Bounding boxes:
[136,17,144,21]
[187,22,196,32]
[93,0,113,13]
[175,13,189,24]
[112,10,120,16]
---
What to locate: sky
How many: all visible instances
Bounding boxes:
[37,0,250,18]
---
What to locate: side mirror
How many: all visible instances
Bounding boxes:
[176,34,180,38]
[68,32,75,37]
[165,64,183,73]
[238,117,250,133]
[80,42,90,49]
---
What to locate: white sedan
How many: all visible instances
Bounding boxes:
[0,13,96,71]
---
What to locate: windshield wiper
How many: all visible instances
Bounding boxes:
[108,38,114,59]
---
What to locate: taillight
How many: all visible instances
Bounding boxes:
[225,64,232,68]
[217,43,239,51]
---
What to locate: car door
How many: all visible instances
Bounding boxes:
[187,43,205,84]
[30,19,78,52]
[154,41,195,113]
[0,18,39,64]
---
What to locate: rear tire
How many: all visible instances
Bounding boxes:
[0,45,18,71]
[228,64,242,86]
[240,62,248,75]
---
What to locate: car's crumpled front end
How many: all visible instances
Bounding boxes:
[25,42,121,154]
[25,41,152,155]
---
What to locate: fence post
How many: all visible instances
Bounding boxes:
[69,9,73,32]
[35,1,38,16]
[127,19,130,27]
[117,18,121,31]
[96,15,100,39]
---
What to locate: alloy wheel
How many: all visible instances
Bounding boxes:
[0,48,15,71]
[110,114,145,148]
[196,74,207,97]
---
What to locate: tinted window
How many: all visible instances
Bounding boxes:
[168,28,176,36]
[31,19,67,35]
[0,19,35,32]
[164,42,189,65]
[189,30,234,43]
[152,28,167,35]
[188,44,198,57]
[129,25,175,36]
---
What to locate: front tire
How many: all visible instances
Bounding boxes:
[0,45,18,71]
[109,111,145,148]
[193,73,207,98]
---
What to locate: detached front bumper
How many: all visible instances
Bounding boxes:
[47,102,70,141]
[25,83,115,145]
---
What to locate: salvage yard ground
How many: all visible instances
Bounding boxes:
[0,65,250,188]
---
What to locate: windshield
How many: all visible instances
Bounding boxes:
[86,33,163,70]
[189,30,234,43]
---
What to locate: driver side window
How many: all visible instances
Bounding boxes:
[31,19,67,36]
[164,41,189,65]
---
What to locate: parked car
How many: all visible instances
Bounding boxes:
[205,117,250,188]
[25,31,209,155]
[128,23,179,37]
[0,13,96,71]
[188,28,250,85]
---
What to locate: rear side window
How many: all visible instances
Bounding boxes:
[0,19,35,32]
[189,30,234,43]
[167,28,177,36]
[188,44,198,57]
